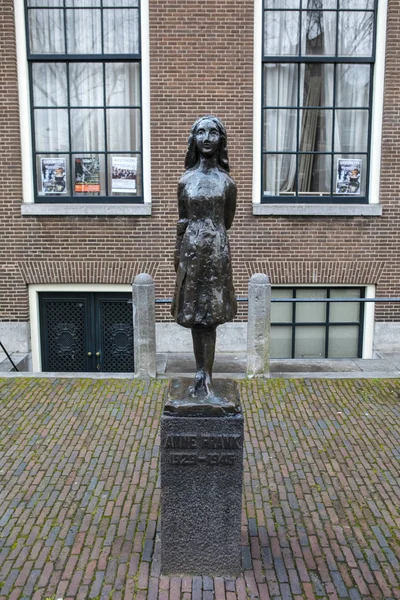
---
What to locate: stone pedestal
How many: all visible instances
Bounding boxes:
[161,379,244,576]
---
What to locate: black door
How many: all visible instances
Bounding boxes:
[39,292,134,372]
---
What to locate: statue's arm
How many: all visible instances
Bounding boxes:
[174,182,188,272]
[177,181,188,220]
[224,180,237,231]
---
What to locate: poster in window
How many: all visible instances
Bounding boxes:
[41,158,67,194]
[111,156,137,193]
[336,159,362,195]
[75,157,101,193]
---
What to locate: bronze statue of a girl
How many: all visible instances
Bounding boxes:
[171,115,237,398]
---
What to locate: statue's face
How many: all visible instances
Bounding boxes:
[195,119,220,157]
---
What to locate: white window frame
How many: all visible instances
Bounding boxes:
[29,283,132,371]
[252,0,387,217]
[270,283,375,358]
[15,0,151,216]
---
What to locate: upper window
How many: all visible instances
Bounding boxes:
[26,0,143,204]
[262,0,376,204]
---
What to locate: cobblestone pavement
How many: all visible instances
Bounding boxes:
[0,377,399,600]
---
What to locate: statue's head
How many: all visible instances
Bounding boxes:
[185,115,230,173]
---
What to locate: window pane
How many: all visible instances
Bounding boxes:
[106,63,140,106]
[264,11,300,56]
[334,110,368,153]
[66,9,102,54]
[328,326,359,357]
[263,64,298,107]
[334,155,366,195]
[264,0,300,8]
[108,154,142,196]
[36,155,70,196]
[73,154,105,196]
[296,288,327,322]
[272,289,293,323]
[263,154,297,196]
[271,326,292,359]
[32,63,67,106]
[103,9,140,54]
[69,63,104,107]
[330,289,361,322]
[306,0,337,8]
[302,11,336,56]
[71,109,105,151]
[66,0,100,5]
[300,63,334,107]
[28,9,65,54]
[336,64,370,108]
[338,11,373,57]
[295,326,325,358]
[107,109,141,151]
[28,0,63,6]
[103,0,139,5]
[35,109,69,151]
[298,153,331,194]
[299,110,332,151]
[264,109,297,152]
[340,0,374,7]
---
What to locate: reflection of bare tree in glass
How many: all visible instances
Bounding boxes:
[265,12,299,55]
[29,9,65,54]
[336,64,369,107]
[304,2,373,57]
[339,12,373,56]
[33,64,67,107]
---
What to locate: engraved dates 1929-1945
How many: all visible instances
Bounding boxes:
[171,453,235,466]
[164,433,241,466]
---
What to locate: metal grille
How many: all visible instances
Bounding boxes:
[45,301,87,371]
[100,299,134,372]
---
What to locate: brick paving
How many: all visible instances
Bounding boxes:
[0,377,399,600]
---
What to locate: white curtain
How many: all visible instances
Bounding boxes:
[105,63,141,156]
[32,62,69,154]
[69,63,104,155]
[264,63,297,195]
[103,7,139,55]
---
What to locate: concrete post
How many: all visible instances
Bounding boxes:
[247,273,271,377]
[132,273,156,378]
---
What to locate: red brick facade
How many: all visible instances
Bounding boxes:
[0,0,399,329]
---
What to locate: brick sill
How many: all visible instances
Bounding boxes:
[21,203,152,216]
[253,203,382,217]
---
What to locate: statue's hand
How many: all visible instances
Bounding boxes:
[174,219,189,272]
[174,248,180,273]
[176,218,189,235]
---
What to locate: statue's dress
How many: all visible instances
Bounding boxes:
[171,168,237,328]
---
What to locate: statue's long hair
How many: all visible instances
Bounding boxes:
[184,115,230,173]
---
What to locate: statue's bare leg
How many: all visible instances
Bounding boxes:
[191,326,216,396]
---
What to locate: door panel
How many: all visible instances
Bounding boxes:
[96,294,134,372]
[39,292,133,372]
[40,293,92,372]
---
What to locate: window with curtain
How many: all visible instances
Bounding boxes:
[262,0,376,204]
[26,0,143,203]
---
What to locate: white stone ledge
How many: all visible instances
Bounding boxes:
[21,203,152,216]
[253,203,382,217]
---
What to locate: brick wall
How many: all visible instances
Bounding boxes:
[0,0,399,324]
